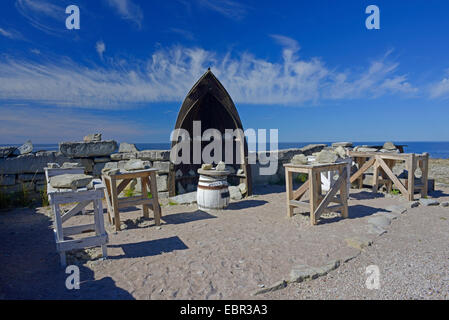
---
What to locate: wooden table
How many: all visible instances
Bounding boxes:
[102,168,162,231]
[284,162,349,225]
[348,151,429,201]
[45,167,108,267]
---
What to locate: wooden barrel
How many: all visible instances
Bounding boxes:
[197,169,230,211]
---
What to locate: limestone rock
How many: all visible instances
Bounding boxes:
[49,174,93,189]
[215,161,226,171]
[156,174,168,192]
[334,146,347,158]
[123,159,151,171]
[409,201,420,208]
[169,191,197,205]
[229,186,243,200]
[299,144,327,156]
[59,140,118,158]
[419,198,439,206]
[366,224,387,236]
[201,163,213,170]
[119,142,139,153]
[238,183,247,195]
[332,142,353,148]
[367,215,391,228]
[383,141,397,150]
[291,154,308,165]
[110,152,137,161]
[0,146,16,158]
[440,201,449,207]
[386,205,407,214]
[354,147,378,152]
[137,150,170,161]
[46,163,60,169]
[16,140,33,155]
[83,133,102,142]
[316,149,338,164]
[61,162,83,169]
[152,161,171,173]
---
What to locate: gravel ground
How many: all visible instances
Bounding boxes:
[0,184,448,300]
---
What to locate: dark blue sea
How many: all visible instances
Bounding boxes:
[2,141,449,159]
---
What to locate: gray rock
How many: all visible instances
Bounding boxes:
[0,174,15,186]
[355,147,378,152]
[332,142,353,148]
[59,140,118,158]
[334,146,347,158]
[440,201,449,207]
[16,140,33,155]
[47,163,60,169]
[367,215,391,228]
[366,224,387,236]
[316,149,338,164]
[156,174,168,192]
[61,162,83,169]
[215,161,226,171]
[0,152,74,174]
[169,191,197,205]
[419,198,439,206]
[409,201,420,208]
[83,133,102,142]
[110,152,137,161]
[0,146,16,158]
[49,174,93,189]
[383,141,397,150]
[93,157,110,163]
[152,161,170,173]
[291,154,308,165]
[124,159,151,171]
[137,150,170,161]
[386,205,407,214]
[289,260,340,283]
[118,142,139,153]
[229,186,243,200]
[201,163,213,170]
[379,148,400,153]
[238,183,247,195]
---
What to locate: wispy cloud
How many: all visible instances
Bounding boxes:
[0,106,152,144]
[0,27,25,40]
[104,0,143,28]
[0,41,416,108]
[15,0,67,35]
[270,34,300,52]
[96,40,106,60]
[429,69,449,99]
[194,0,248,20]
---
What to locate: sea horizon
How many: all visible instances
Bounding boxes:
[2,141,449,159]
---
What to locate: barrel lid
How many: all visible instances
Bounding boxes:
[197,168,230,176]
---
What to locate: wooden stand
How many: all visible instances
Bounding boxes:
[102,169,162,231]
[284,163,349,225]
[348,151,429,201]
[45,167,108,267]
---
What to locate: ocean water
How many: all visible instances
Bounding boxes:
[2,141,449,159]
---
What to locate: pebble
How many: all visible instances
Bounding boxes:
[419,198,439,206]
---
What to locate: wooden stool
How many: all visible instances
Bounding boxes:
[45,167,108,267]
[284,162,349,225]
[102,169,162,231]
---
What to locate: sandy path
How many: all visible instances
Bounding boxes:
[0,185,448,299]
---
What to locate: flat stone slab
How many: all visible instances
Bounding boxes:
[169,191,197,205]
[367,215,392,228]
[419,198,439,206]
[49,174,93,189]
[59,140,118,158]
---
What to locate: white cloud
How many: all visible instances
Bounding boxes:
[194,0,248,20]
[105,0,143,28]
[0,27,24,40]
[96,41,106,60]
[429,69,449,99]
[15,0,67,35]
[0,43,416,108]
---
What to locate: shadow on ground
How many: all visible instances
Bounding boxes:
[109,236,188,259]
[162,210,216,225]
[227,199,268,210]
[0,208,134,299]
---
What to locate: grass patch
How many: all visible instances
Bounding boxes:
[390,188,400,195]
[295,173,308,184]
[124,188,134,197]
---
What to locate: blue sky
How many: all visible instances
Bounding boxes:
[1,0,449,144]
